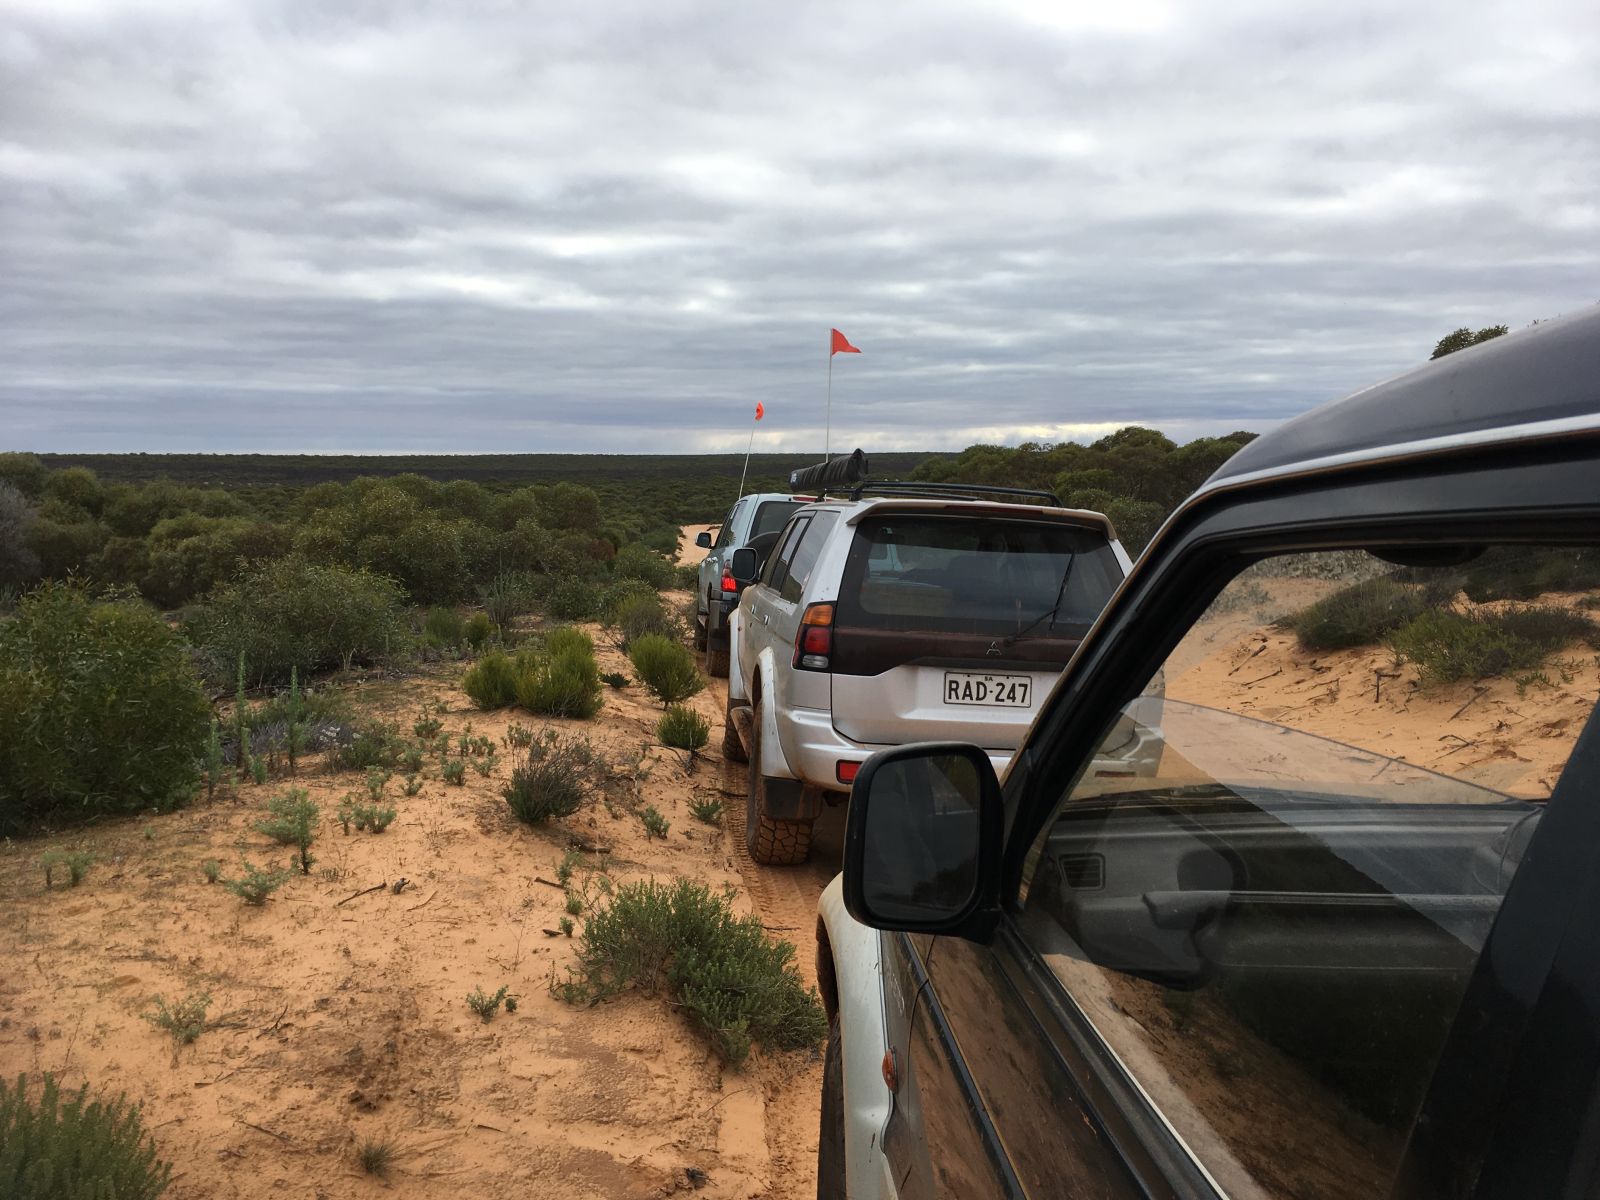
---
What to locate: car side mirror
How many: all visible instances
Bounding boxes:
[729,546,759,584]
[843,743,1003,942]
[695,531,713,549]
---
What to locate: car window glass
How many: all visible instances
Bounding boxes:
[751,500,803,541]
[779,512,838,603]
[713,502,742,550]
[1015,546,1600,1200]
[839,515,1122,636]
[762,516,809,589]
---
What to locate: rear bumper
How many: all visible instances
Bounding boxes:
[776,707,1164,794]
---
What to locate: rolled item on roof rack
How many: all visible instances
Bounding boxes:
[790,449,869,492]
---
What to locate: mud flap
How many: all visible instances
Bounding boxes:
[762,779,826,823]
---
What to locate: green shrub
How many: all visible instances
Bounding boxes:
[466,985,513,1021]
[1389,606,1597,684]
[502,731,602,825]
[601,577,660,621]
[40,849,94,888]
[184,557,411,685]
[612,594,680,650]
[689,794,724,825]
[357,1136,396,1178]
[555,879,826,1067]
[0,1073,172,1200]
[326,720,406,772]
[639,805,669,839]
[539,577,597,621]
[462,650,519,710]
[629,634,705,705]
[0,582,210,837]
[253,788,318,873]
[145,992,211,1045]
[480,571,535,628]
[223,859,291,905]
[1280,578,1441,652]
[514,629,602,719]
[601,671,629,689]
[658,705,710,751]
[201,859,221,883]
[613,544,676,590]
[423,606,465,648]
[442,759,466,785]
[463,612,494,650]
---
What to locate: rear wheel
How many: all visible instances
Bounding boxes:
[746,696,813,865]
[722,693,748,764]
[816,1014,846,1199]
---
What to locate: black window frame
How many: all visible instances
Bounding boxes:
[985,442,1600,1199]
[762,515,810,590]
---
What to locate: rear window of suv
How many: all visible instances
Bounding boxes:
[837,514,1123,636]
[750,500,802,540]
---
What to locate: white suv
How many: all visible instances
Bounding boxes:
[724,477,1151,864]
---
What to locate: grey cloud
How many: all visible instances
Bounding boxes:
[1,0,1596,455]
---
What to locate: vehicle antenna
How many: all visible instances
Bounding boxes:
[737,401,764,499]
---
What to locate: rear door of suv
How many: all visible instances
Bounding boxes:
[829,507,1124,751]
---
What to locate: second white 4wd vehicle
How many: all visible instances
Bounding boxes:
[724,457,1150,864]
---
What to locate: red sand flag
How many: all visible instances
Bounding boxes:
[830,328,862,355]
[755,402,764,420]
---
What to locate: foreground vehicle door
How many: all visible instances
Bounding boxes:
[851,516,1600,1195]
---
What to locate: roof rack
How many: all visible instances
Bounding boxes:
[834,480,1063,507]
[785,450,1062,508]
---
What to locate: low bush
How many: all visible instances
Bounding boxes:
[540,577,598,621]
[611,593,680,651]
[502,731,603,825]
[145,992,210,1045]
[253,789,318,873]
[357,1136,396,1178]
[0,582,210,837]
[1280,578,1441,652]
[184,557,410,685]
[554,879,826,1067]
[223,859,291,905]
[423,606,465,648]
[466,985,513,1021]
[463,612,494,650]
[689,794,724,825]
[639,806,670,839]
[1389,605,1597,684]
[41,849,94,888]
[463,650,519,710]
[658,705,710,751]
[629,635,705,705]
[0,1073,173,1200]
[514,628,602,718]
[613,544,677,591]
[325,720,406,772]
[480,571,536,629]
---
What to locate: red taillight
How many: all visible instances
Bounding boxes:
[720,571,737,593]
[836,760,860,785]
[793,602,835,670]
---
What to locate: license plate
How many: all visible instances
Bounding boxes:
[944,671,1032,708]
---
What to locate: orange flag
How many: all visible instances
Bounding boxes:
[755,402,764,420]
[830,328,861,355]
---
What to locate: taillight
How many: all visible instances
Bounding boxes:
[720,571,737,593]
[836,760,860,785]
[794,602,835,671]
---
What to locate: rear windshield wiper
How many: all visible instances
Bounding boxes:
[1001,557,1075,649]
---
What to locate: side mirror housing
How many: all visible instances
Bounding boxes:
[695,530,713,549]
[729,546,759,585]
[843,743,1003,942]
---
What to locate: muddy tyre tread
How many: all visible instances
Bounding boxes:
[745,695,813,865]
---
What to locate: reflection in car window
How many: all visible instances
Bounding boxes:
[1016,547,1600,1200]
[713,501,741,551]
[751,499,803,540]
[762,517,809,588]
[778,512,837,603]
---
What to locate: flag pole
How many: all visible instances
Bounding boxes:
[737,416,757,499]
[825,337,833,463]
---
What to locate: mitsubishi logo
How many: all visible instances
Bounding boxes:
[986,641,1002,657]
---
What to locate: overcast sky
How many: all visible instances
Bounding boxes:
[1,0,1595,456]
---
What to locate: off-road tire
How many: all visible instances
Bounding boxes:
[817,1015,846,1199]
[694,612,708,651]
[746,696,813,865]
[705,634,730,678]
